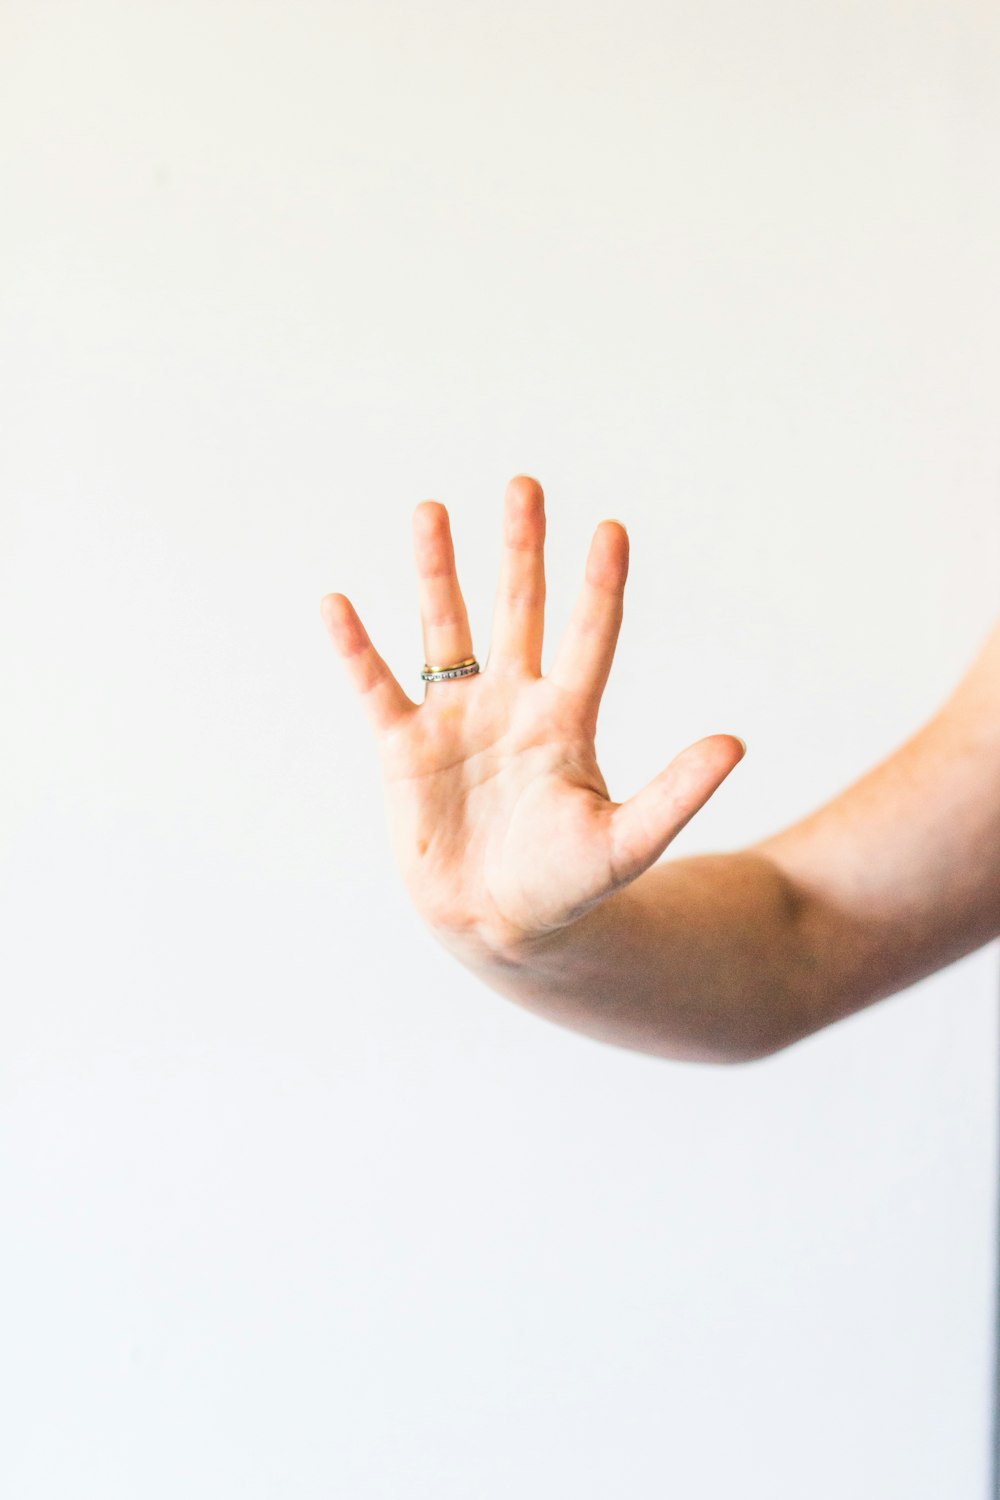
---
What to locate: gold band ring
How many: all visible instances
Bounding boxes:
[421,656,481,683]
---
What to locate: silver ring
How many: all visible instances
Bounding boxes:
[421,657,481,683]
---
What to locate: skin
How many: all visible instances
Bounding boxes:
[321,474,1000,1064]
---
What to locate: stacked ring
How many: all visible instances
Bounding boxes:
[421,656,481,683]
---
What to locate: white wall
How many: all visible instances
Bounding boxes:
[2,3,999,1496]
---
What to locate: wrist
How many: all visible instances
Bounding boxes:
[426,882,632,981]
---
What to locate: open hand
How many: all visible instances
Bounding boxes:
[321,476,745,962]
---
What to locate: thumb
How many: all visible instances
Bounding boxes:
[608,734,747,889]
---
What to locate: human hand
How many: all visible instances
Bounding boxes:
[321,476,745,963]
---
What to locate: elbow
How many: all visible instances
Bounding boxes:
[699,1011,813,1066]
[658,1030,784,1067]
[710,1037,782,1066]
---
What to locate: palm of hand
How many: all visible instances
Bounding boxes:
[322,476,744,960]
[379,669,619,952]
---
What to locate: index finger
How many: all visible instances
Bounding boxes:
[546,519,629,718]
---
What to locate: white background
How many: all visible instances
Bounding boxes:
[2,3,999,1496]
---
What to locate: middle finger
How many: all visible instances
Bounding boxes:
[488,474,547,676]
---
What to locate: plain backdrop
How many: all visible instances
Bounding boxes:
[2,2,1000,1497]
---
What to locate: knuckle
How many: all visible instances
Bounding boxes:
[502,585,545,609]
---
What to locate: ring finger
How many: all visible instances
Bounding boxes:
[413,500,476,676]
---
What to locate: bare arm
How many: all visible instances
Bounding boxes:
[750,619,1000,1047]
[432,848,810,1063]
[446,619,1000,1063]
[322,476,1000,1065]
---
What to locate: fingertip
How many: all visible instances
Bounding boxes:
[506,474,544,505]
[704,732,745,755]
[690,733,747,774]
[414,499,446,528]
[586,517,629,589]
[320,591,346,622]
[321,594,359,650]
[600,520,629,573]
[714,733,747,765]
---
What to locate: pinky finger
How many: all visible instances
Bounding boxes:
[608,735,747,890]
[321,593,418,735]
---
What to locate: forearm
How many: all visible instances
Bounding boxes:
[432,850,823,1065]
